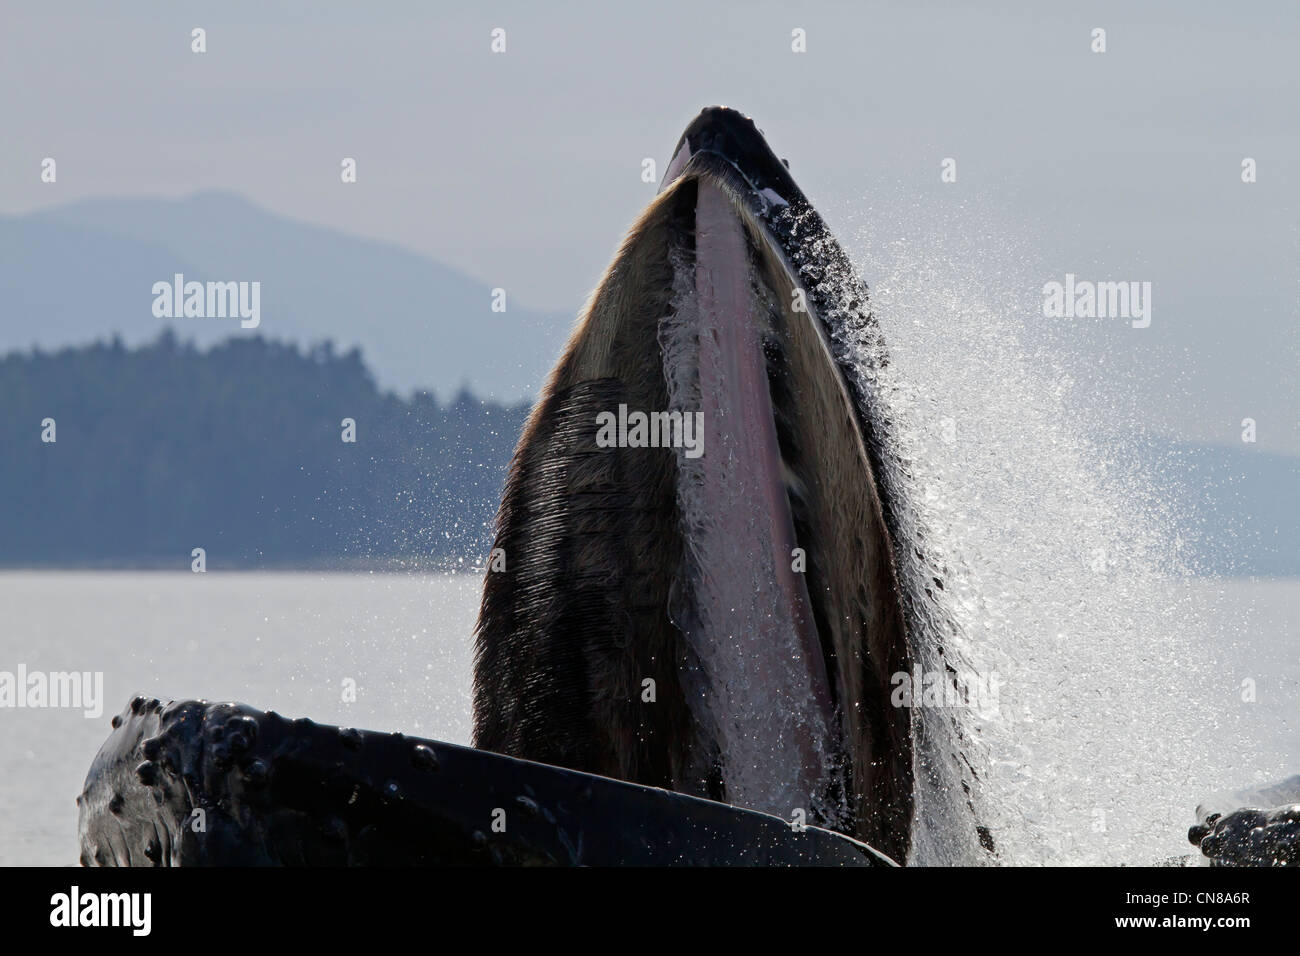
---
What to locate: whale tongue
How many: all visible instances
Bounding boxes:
[663,179,838,821]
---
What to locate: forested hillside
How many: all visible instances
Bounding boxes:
[0,331,529,567]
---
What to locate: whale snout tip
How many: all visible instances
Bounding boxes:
[679,105,763,150]
[661,105,791,197]
[695,104,756,124]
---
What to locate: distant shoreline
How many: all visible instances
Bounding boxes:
[0,558,486,574]
[0,565,1294,583]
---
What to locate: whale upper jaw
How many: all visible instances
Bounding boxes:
[660,106,799,209]
[473,106,914,863]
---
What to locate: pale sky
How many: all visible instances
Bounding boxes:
[3,0,1298,449]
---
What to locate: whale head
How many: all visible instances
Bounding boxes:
[473,107,917,863]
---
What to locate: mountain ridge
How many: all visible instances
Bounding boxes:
[1,191,573,400]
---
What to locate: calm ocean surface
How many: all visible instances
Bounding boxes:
[0,571,479,866]
[0,572,1295,865]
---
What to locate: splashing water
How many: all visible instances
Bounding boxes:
[827,188,1278,865]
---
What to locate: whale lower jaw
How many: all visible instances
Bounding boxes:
[473,108,914,862]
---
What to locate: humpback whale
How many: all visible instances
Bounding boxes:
[1189,775,1300,866]
[74,106,992,867]
[473,106,919,861]
[73,107,1299,868]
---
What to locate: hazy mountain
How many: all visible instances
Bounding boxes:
[0,192,572,400]
[1,192,1294,573]
[1156,439,1299,578]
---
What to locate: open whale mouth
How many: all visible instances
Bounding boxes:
[473,107,914,862]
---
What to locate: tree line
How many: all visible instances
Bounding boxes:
[0,331,531,568]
